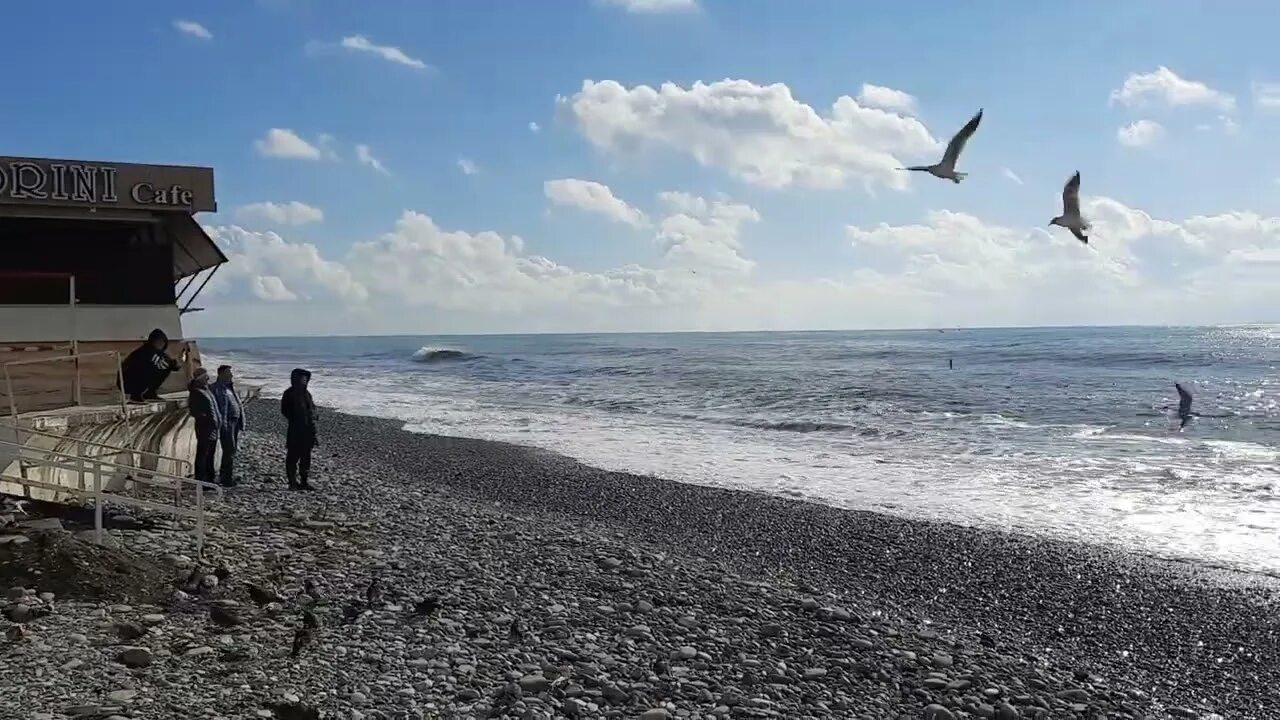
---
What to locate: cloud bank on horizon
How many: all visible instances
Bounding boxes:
[5,2,1277,335]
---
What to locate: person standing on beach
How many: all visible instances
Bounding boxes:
[187,368,222,485]
[281,368,318,491]
[121,328,186,401]
[211,365,244,487]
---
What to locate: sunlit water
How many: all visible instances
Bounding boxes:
[204,326,1280,574]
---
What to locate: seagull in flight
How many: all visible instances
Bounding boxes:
[1050,171,1090,245]
[902,109,983,183]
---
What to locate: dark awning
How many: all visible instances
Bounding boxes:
[166,213,227,280]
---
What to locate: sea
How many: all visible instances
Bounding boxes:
[202,326,1280,575]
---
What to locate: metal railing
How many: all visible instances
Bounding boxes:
[0,421,194,478]
[0,435,221,555]
[2,349,127,423]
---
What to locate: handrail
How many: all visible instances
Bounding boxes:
[0,436,219,555]
[2,349,128,422]
[0,420,194,476]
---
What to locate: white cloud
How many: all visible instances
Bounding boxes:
[251,276,297,302]
[204,225,369,305]
[1116,119,1166,148]
[529,122,541,133]
[193,188,1280,335]
[457,157,479,175]
[1110,66,1235,111]
[560,79,940,191]
[544,179,647,227]
[1001,168,1023,186]
[1252,81,1280,109]
[855,83,917,115]
[173,20,212,40]
[235,201,325,227]
[599,0,698,13]
[339,35,429,70]
[356,144,389,174]
[254,128,326,160]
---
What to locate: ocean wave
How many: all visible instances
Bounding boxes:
[411,347,480,363]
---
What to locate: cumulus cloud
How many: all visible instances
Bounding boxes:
[1110,66,1235,111]
[173,20,212,40]
[529,121,541,133]
[192,186,1280,335]
[598,0,698,13]
[254,128,327,160]
[356,144,389,174]
[559,79,940,191]
[1001,168,1023,186]
[251,276,297,302]
[235,201,325,227]
[544,178,647,227]
[1116,119,1166,148]
[1252,81,1280,109]
[339,35,429,70]
[855,83,917,115]
[457,157,479,175]
[204,225,369,304]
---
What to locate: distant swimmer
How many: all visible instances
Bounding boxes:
[1175,383,1195,429]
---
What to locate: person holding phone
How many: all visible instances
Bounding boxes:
[121,328,182,401]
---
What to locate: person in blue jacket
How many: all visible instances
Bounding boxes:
[211,365,245,487]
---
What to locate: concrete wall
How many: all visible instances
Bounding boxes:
[0,304,181,343]
[0,400,197,501]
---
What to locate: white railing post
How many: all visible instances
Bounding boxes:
[93,459,103,546]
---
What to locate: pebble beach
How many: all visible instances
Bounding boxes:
[2,402,1278,720]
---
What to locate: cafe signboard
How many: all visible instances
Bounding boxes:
[0,156,216,213]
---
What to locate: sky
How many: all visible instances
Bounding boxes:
[6,0,1280,336]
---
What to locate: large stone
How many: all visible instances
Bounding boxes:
[107,690,138,703]
[640,710,670,720]
[924,705,956,720]
[116,647,153,668]
[518,674,550,693]
[5,586,25,601]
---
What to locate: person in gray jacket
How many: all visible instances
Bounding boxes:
[187,368,222,486]
[211,365,245,487]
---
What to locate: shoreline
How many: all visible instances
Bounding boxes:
[0,402,1274,719]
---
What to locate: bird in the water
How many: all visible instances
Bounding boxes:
[247,583,285,607]
[413,595,441,616]
[208,604,242,628]
[1049,171,1090,245]
[901,109,983,183]
[1175,383,1196,429]
[365,577,383,607]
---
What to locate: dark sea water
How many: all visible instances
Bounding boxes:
[203,326,1280,574]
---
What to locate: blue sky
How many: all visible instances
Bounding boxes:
[6,0,1280,335]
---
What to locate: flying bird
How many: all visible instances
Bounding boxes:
[1175,383,1196,429]
[1050,171,1090,245]
[902,109,983,183]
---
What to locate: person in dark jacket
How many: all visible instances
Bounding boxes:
[187,368,222,485]
[281,368,318,490]
[121,328,184,401]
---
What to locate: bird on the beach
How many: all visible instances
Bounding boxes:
[5,624,26,642]
[365,577,383,607]
[247,582,286,607]
[901,109,983,183]
[290,625,315,658]
[1049,171,1090,245]
[114,621,148,642]
[508,618,523,643]
[213,563,231,584]
[178,567,202,592]
[302,608,320,630]
[208,604,243,628]
[267,701,320,720]
[413,595,441,616]
[341,601,364,624]
[302,578,324,604]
